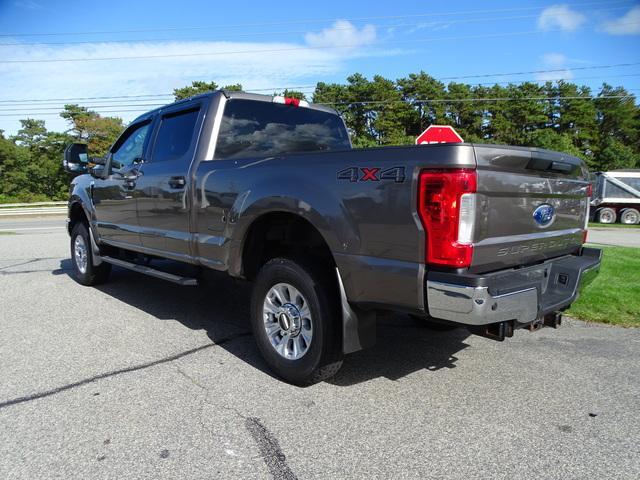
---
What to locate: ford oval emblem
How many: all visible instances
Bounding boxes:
[533,204,556,228]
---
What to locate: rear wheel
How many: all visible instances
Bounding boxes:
[597,207,617,224]
[250,258,342,385]
[70,222,111,286]
[620,208,640,225]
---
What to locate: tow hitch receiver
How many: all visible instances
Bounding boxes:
[470,313,563,341]
[543,312,563,328]
[468,321,514,342]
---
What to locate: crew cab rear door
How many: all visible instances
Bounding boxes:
[134,99,206,260]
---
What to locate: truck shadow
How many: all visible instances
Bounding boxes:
[57,260,471,386]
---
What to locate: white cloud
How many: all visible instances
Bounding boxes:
[304,20,376,48]
[0,32,388,135]
[601,6,640,35]
[535,53,574,81]
[537,5,586,32]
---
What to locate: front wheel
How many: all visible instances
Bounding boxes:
[250,258,342,385]
[70,222,111,286]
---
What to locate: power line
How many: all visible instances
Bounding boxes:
[0,93,635,117]
[0,5,631,47]
[0,0,628,37]
[2,25,640,64]
[0,69,637,108]
[439,62,640,80]
[323,94,637,107]
[0,85,319,104]
[0,103,166,112]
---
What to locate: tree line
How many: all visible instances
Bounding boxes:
[1,73,638,202]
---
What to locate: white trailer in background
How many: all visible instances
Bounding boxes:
[590,170,640,224]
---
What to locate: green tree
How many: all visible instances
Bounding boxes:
[1,120,71,202]
[60,104,124,156]
[397,72,447,136]
[173,81,243,101]
[596,137,640,170]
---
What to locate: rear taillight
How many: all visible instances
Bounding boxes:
[418,169,477,268]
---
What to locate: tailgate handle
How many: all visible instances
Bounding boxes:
[550,161,573,173]
[169,176,186,189]
[526,158,574,173]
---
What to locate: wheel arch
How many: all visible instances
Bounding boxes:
[238,210,337,281]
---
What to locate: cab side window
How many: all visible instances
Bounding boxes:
[111,122,150,171]
[151,108,200,163]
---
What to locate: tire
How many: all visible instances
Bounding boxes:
[410,314,458,331]
[70,222,111,286]
[250,257,343,385]
[597,207,617,224]
[620,208,640,225]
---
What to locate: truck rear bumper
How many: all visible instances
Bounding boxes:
[425,247,601,326]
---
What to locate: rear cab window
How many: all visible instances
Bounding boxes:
[151,108,200,163]
[214,99,350,160]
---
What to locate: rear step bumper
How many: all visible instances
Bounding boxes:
[425,247,602,326]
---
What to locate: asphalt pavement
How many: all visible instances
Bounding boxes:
[587,227,640,248]
[0,218,639,479]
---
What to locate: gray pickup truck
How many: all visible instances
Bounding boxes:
[64,90,601,385]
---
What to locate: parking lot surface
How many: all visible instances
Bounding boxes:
[1,222,639,479]
[588,227,640,248]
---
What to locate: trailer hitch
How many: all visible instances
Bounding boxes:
[468,321,514,342]
[470,313,563,341]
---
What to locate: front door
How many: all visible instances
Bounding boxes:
[134,102,204,261]
[92,120,152,248]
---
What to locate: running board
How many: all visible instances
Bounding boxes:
[100,256,198,286]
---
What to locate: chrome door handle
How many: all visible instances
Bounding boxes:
[169,176,186,189]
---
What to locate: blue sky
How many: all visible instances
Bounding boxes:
[0,0,638,135]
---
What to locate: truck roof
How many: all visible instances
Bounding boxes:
[130,90,340,124]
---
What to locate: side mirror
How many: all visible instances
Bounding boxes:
[63,143,89,175]
[90,164,106,178]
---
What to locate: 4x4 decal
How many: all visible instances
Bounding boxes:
[337,166,405,183]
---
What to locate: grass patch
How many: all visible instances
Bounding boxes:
[0,231,16,235]
[589,222,640,229]
[567,246,640,327]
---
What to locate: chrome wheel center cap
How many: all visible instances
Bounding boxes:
[277,304,301,337]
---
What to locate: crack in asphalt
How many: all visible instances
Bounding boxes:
[0,257,60,272]
[0,331,251,410]
[0,267,72,275]
[176,374,298,480]
[244,416,298,480]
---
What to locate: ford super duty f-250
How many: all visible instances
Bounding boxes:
[63,90,601,385]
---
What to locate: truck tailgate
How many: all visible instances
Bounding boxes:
[471,145,590,273]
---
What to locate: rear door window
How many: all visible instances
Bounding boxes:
[214,99,350,160]
[151,108,200,163]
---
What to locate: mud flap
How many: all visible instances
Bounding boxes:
[336,268,376,354]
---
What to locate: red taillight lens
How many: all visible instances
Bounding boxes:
[418,169,477,267]
[586,183,593,198]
